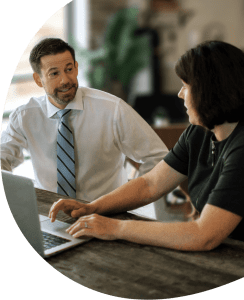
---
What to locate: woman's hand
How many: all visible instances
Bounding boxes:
[66,214,122,240]
[48,199,94,222]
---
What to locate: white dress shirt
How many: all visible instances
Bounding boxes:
[1,87,168,201]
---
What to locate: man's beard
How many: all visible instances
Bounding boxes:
[48,83,78,106]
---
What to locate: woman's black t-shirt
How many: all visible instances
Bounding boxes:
[164,122,244,241]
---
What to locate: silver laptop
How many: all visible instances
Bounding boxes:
[2,170,90,257]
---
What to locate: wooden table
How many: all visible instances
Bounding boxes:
[36,188,244,299]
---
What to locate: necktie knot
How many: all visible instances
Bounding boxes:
[57,109,71,120]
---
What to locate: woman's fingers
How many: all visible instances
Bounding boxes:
[49,199,66,221]
[71,207,87,218]
[49,199,88,222]
[66,216,91,232]
[48,199,76,222]
[66,214,121,241]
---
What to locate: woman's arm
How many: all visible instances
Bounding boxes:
[50,159,242,251]
[66,203,242,252]
[49,160,187,221]
[90,160,187,215]
[118,204,242,251]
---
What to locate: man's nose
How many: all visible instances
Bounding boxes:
[60,73,70,85]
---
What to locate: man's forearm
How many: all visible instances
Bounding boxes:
[88,176,154,216]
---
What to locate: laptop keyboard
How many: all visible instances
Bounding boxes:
[42,231,70,250]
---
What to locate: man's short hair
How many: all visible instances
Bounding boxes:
[29,38,76,74]
[175,40,244,130]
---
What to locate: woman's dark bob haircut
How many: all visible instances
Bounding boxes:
[175,40,244,130]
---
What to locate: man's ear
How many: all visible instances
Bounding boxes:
[75,61,79,75]
[33,72,43,87]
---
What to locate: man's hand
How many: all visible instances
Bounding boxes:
[48,199,94,222]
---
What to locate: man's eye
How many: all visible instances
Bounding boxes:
[50,72,58,77]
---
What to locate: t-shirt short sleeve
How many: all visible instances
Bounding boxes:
[163,125,192,176]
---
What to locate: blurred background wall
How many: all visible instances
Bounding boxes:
[4,0,244,123]
[78,0,244,125]
[2,0,244,177]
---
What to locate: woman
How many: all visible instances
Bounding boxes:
[49,41,244,251]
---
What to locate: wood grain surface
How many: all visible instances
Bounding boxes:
[36,188,244,299]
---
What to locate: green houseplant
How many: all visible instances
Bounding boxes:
[74,7,151,100]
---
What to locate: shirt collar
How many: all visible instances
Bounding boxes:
[46,88,84,118]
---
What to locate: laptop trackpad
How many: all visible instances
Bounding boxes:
[40,215,91,243]
[42,218,70,230]
[39,214,49,222]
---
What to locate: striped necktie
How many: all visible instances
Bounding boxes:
[57,109,76,198]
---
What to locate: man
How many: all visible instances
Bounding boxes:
[1,38,168,202]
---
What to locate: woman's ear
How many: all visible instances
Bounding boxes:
[33,72,43,87]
